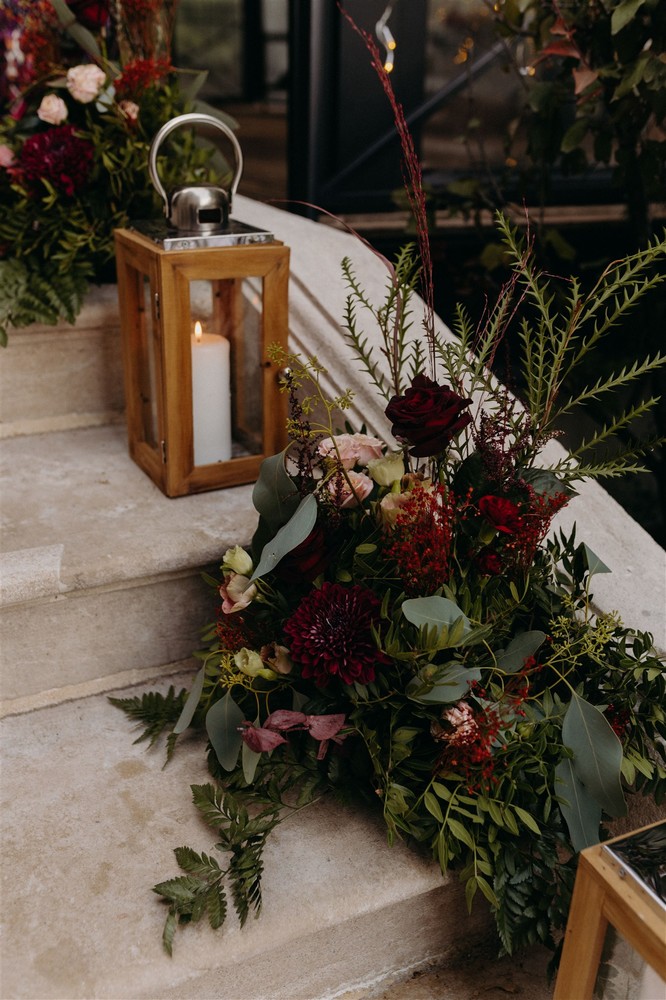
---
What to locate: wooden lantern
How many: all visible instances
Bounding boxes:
[114,227,290,496]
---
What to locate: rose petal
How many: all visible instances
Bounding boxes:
[306,714,346,741]
[240,724,288,753]
[264,709,308,731]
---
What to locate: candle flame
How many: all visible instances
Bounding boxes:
[194,321,203,343]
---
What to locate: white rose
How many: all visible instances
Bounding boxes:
[37,94,68,125]
[234,648,277,680]
[66,64,106,103]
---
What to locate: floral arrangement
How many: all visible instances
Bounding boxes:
[0,0,231,345]
[112,16,666,965]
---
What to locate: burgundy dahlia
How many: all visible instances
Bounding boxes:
[18,125,94,196]
[283,582,386,687]
[385,374,472,458]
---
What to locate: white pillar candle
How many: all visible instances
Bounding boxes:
[191,321,232,464]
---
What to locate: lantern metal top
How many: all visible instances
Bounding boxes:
[131,112,274,249]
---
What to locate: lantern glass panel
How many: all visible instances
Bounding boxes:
[139,273,159,449]
[188,276,264,467]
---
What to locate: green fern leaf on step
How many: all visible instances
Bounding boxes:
[109,686,187,747]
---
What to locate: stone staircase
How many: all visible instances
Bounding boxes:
[1,197,664,1000]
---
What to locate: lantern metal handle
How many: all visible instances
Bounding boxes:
[148,112,244,217]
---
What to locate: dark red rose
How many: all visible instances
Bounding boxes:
[385,374,472,457]
[478,495,523,535]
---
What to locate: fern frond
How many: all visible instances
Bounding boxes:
[552,353,666,425]
[108,686,187,747]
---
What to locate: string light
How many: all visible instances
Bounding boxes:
[376,4,397,73]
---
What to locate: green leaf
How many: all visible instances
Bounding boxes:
[50,0,102,59]
[250,494,318,582]
[582,543,611,577]
[424,790,444,822]
[172,667,205,735]
[448,817,475,850]
[162,909,177,956]
[560,118,588,155]
[402,596,471,636]
[562,693,627,818]
[406,663,481,704]
[206,884,227,930]
[555,758,602,852]
[513,805,541,835]
[496,631,546,673]
[205,691,245,771]
[251,449,300,533]
[611,0,646,35]
[242,716,262,784]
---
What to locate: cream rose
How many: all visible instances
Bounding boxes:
[66,64,106,103]
[119,99,139,122]
[222,545,253,577]
[366,452,404,487]
[37,94,68,125]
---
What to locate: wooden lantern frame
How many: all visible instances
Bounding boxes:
[554,820,666,999]
[114,228,289,497]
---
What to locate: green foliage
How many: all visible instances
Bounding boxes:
[109,686,187,755]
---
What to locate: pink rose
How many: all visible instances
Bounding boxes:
[66,64,107,103]
[119,99,139,122]
[0,144,15,168]
[327,470,374,509]
[318,433,384,469]
[37,94,68,125]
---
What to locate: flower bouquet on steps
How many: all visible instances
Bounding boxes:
[113,216,666,959]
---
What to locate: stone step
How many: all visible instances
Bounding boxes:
[0,422,262,711]
[0,678,495,1000]
[2,422,663,716]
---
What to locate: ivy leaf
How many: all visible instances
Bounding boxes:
[562,693,627,818]
[250,493,317,582]
[555,757,602,852]
[402,596,471,637]
[206,690,245,771]
[496,631,546,673]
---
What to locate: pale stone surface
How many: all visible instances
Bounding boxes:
[1,286,124,437]
[0,543,64,607]
[0,681,492,1000]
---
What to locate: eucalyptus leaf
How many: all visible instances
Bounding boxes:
[406,663,481,704]
[252,449,300,533]
[242,724,261,784]
[496,631,546,673]
[402,596,471,636]
[250,493,318,582]
[582,543,611,577]
[562,693,626,818]
[51,0,102,59]
[205,691,245,771]
[172,667,205,735]
[555,758,602,852]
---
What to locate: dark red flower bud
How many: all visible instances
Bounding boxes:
[478,495,523,534]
